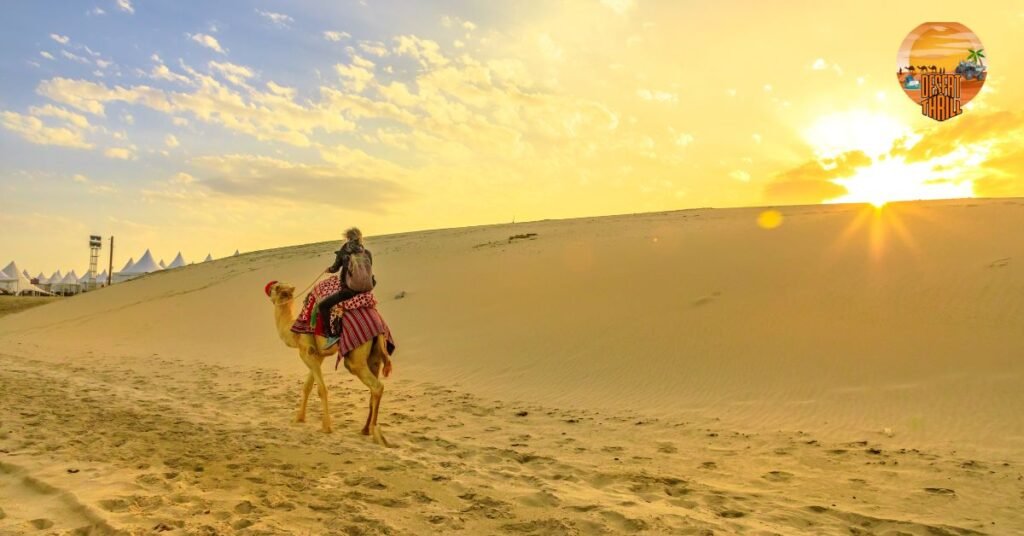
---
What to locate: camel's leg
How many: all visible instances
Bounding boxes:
[346,341,389,446]
[296,370,314,423]
[303,342,332,433]
[362,394,373,436]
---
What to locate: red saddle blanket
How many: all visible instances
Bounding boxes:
[291,278,396,363]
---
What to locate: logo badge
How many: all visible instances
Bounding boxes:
[897,22,986,122]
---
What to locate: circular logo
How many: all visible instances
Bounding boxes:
[896,22,986,121]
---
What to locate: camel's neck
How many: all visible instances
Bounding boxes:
[273,301,300,348]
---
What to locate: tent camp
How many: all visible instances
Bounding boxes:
[167,252,187,269]
[54,270,81,295]
[233,250,240,256]
[159,259,167,269]
[96,270,109,286]
[0,262,51,295]
[204,254,213,262]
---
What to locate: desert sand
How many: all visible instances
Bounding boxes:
[1,199,1022,535]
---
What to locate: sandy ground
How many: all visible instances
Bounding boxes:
[1,199,1022,534]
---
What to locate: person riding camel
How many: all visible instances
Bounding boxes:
[318,227,376,342]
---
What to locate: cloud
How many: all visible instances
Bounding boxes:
[104,147,135,159]
[764,150,872,204]
[729,170,751,182]
[188,153,407,210]
[323,31,351,42]
[89,7,106,15]
[335,60,375,93]
[256,9,293,27]
[50,34,70,45]
[165,134,179,148]
[636,89,677,103]
[152,64,191,84]
[0,110,93,148]
[358,41,389,57]
[61,50,90,64]
[115,0,134,14]
[70,173,118,194]
[189,33,226,54]
[40,51,55,60]
[208,61,255,86]
[601,0,636,15]
[29,104,91,129]
[394,35,449,67]
[675,133,694,147]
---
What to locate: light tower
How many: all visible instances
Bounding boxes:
[88,235,102,291]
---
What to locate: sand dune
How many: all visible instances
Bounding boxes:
[1,199,1022,534]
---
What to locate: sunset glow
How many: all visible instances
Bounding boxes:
[1,2,1023,271]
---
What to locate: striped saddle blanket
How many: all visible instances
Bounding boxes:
[291,279,396,362]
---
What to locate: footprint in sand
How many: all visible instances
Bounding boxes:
[924,487,956,496]
[763,471,793,482]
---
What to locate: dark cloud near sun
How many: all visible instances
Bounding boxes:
[763,150,872,204]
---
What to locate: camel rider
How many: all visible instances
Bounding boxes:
[318,227,376,340]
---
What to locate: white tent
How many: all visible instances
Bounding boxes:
[13,270,51,296]
[167,252,187,269]
[54,270,81,295]
[0,262,49,295]
[34,272,47,284]
[22,269,31,279]
[120,250,162,280]
[204,254,213,262]
[96,270,109,286]
[0,265,15,294]
[233,250,240,256]
[113,257,135,284]
[159,259,166,269]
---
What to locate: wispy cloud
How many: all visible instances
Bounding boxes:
[50,34,70,45]
[104,146,135,159]
[323,31,351,42]
[256,9,293,28]
[188,33,226,54]
[115,0,134,14]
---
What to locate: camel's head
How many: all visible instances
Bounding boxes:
[266,281,296,305]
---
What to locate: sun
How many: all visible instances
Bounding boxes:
[803,109,984,207]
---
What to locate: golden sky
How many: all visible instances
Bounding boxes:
[1,0,1023,272]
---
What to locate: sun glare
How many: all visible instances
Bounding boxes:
[803,110,915,160]
[827,152,979,207]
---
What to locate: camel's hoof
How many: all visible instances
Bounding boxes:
[360,428,371,436]
[383,362,393,378]
[322,426,333,433]
[295,416,306,423]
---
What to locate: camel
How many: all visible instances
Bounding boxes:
[267,282,393,446]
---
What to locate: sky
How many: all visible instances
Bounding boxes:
[2,0,1023,274]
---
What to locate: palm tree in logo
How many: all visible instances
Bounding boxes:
[967,48,985,66]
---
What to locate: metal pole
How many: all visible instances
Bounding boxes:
[107,236,114,286]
